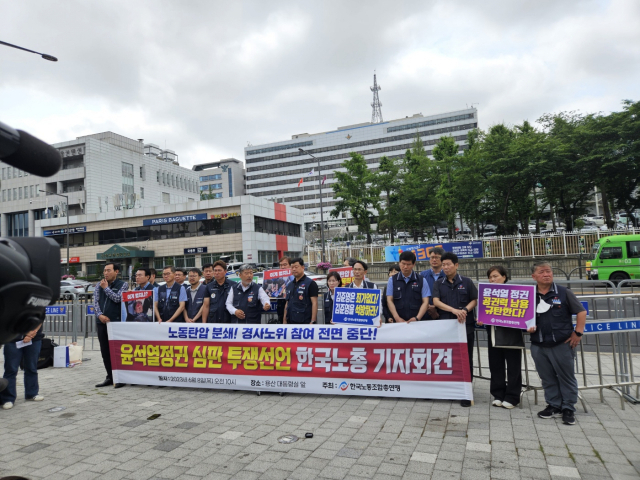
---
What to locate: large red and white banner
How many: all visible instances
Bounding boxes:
[108,321,472,400]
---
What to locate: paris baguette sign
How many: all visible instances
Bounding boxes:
[142,214,207,226]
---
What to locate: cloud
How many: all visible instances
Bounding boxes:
[0,0,638,169]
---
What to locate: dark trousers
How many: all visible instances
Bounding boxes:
[531,342,578,412]
[276,300,286,324]
[1,340,42,404]
[487,341,523,405]
[97,322,113,380]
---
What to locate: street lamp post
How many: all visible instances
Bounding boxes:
[0,40,58,61]
[40,190,69,275]
[299,148,326,263]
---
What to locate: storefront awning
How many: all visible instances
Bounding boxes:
[97,244,154,260]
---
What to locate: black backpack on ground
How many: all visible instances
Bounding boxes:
[19,337,57,370]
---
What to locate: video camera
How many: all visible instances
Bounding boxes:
[0,121,63,345]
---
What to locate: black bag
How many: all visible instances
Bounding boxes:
[29,337,57,369]
[491,326,525,349]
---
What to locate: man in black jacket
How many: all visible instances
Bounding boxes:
[433,252,478,407]
[94,262,128,388]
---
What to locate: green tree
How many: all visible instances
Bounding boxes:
[432,136,461,238]
[538,112,595,231]
[395,135,442,240]
[331,152,381,244]
[371,156,400,242]
[449,129,491,236]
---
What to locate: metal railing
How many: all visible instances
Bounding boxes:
[307,228,640,265]
[473,285,640,412]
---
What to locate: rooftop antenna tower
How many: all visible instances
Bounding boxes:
[370,71,383,123]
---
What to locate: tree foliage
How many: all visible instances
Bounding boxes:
[332,100,640,238]
[330,152,381,243]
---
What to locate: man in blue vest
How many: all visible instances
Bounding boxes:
[154,266,187,322]
[528,262,586,426]
[134,268,154,291]
[284,258,319,324]
[420,247,446,320]
[432,252,478,407]
[184,268,208,323]
[225,264,271,323]
[204,260,233,323]
[94,262,129,388]
[386,251,431,324]
[202,263,215,285]
[346,260,377,289]
[175,268,188,290]
[149,268,160,288]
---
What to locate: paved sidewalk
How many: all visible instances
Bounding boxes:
[1,347,640,480]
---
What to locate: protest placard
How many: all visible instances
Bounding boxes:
[328,266,353,286]
[263,269,293,299]
[332,287,382,327]
[477,283,536,329]
[108,321,472,400]
[121,290,156,322]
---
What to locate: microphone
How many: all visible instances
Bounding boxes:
[0,121,62,177]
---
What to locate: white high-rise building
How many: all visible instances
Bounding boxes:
[0,131,200,237]
[244,108,478,229]
[192,158,245,200]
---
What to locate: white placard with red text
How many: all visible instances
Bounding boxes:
[108,321,472,400]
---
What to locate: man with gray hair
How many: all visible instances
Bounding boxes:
[420,247,446,320]
[225,264,271,324]
[528,261,586,426]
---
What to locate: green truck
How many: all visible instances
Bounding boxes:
[587,234,640,282]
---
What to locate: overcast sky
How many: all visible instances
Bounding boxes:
[1,0,639,168]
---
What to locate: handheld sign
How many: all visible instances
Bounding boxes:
[121,290,156,323]
[332,287,381,327]
[263,269,293,299]
[328,267,354,286]
[477,283,536,330]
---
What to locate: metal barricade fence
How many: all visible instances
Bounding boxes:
[44,295,98,350]
[475,282,640,412]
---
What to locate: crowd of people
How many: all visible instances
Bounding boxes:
[2,252,587,426]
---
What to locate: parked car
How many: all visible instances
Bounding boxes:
[436,227,449,236]
[225,262,244,275]
[396,231,410,239]
[592,216,605,226]
[60,281,88,299]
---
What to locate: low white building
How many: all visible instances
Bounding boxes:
[34,195,303,277]
[0,131,200,237]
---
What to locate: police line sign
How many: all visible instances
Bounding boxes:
[108,321,473,400]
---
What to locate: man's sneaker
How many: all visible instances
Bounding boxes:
[537,405,562,419]
[492,399,503,407]
[28,395,44,402]
[562,409,576,425]
[1,402,14,410]
[502,401,515,409]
